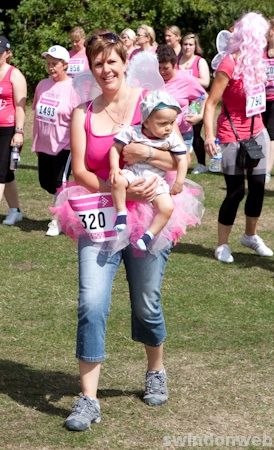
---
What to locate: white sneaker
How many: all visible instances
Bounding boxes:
[191,164,208,175]
[214,244,234,263]
[265,172,271,184]
[2,208,23,225]
[240,234,273,257]
[46,219,61,237]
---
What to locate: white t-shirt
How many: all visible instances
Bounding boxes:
[114,124,186,179]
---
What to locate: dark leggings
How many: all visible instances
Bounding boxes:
[218,173,265,226]
[38,150,71,195]
[0,126,15,183]
[193,121,206,165]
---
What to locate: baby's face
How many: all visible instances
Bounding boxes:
[143,108,177,139]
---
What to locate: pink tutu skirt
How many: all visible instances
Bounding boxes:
[51,174,204,256]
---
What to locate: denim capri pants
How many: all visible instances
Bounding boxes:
[76,238,172,362]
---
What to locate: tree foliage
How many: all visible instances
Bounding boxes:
[4,0,274,95]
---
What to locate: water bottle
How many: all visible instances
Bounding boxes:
[188,94,206,116]
[209,138,222,173]
[10,145,20,171]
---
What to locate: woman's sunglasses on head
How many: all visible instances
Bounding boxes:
[86,32,120,46]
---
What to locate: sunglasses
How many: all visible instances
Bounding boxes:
[87,32,120,45]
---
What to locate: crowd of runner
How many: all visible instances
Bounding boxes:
[0,11,273,432]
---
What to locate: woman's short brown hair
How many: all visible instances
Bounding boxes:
[85,30,127,70]
[156,44,177,67]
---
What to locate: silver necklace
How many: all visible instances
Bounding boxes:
[104,90,131,129]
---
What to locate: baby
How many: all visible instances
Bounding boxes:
[109,90,187,250]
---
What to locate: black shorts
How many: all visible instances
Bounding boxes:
[37,150,71,195]
[0,126,15,183]
[262,100,274,140]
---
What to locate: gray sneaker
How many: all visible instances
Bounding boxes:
[191,164,208,175]
[143,369,168,406]
[65,395,101,431]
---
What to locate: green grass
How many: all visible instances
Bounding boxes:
[0,132,274,449]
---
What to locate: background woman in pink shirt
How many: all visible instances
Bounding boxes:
[157,44,207,165]
[67,27,90,77]
[204,12,272,263]
[0,36,27,226]
[262,18,274,183]
[32,45,78,236]
[120,28,137,59]
[179,33,210,175]
[130,24,156,60]
[164,25,182,64]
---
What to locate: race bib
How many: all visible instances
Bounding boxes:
[184,69,193,76]
[36,97,60,123]
[68,192,117,242]
[246,83,266,117]
[67,58,85,75]
[265,59,274,81]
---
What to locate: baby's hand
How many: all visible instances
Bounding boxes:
[170,181,183,195]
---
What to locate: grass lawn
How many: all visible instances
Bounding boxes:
[0,113,274,449]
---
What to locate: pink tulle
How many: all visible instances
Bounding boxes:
[50,175,204,256]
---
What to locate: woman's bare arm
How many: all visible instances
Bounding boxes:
[204,71,229,156]
[71,105,110,192]
[11,68,27,147]
[122,141,177,170]
[197,58,211,88]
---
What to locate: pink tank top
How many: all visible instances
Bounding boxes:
[188,55,201,78]
[0,66,15,127]
[85,93,143,180]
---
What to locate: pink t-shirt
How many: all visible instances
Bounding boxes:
[264,55,274,101]
[164,69,205,133]
[85,94,143,181]
[68,49,90,77]
[216,55,264,143]
[32,77,79,155]
[0,66,15,127]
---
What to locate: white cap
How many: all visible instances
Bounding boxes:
[140,89,181,122]
[42,45,70,63]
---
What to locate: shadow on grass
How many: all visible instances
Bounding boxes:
[173,242,274,273]
[264,188,274,197]
[0,359,143,418]
[20,163,38,171]
[0,215,49,232]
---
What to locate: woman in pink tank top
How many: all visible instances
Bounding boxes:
[0,35,27,226]
[179,33,210,175]
[64,30,183,432]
